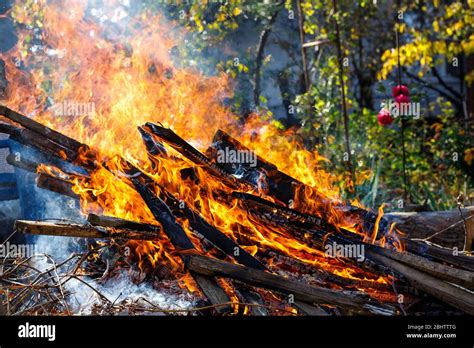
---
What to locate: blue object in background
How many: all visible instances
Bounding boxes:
[9,140,86,221]
[0,138,19,201]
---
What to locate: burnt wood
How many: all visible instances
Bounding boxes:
[87,213,161,235]
[109,157,265,270]
[208,129,389,236]
[186,254,374,310]
[129,177,232,314]
[366,251,474,315]
[15,220,159,240]
[0,105,86,153]
[143,122,243,189]
[369,245,474,289]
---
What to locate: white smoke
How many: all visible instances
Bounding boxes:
[31,234,197,315]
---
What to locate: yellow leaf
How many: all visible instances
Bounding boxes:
[464,148,474,166]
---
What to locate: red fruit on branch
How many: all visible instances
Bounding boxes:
[377,108,393,126]
[392,84,410,97]
[395,94,410,105]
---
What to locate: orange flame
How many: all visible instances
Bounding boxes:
[1,0,402,302]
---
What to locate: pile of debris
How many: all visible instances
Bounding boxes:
[0,104,473,316]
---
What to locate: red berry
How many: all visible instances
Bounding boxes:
[392,85,410,97]
[395,94,410,105]
[377,108,393,126]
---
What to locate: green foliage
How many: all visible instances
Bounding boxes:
[288,0,472,210]
[157,0,472,211]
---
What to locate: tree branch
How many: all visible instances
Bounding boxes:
[253,3,284,107]
[403,68,463,111]
[431,66,462,100]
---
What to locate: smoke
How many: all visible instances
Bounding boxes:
[32,235,197,315]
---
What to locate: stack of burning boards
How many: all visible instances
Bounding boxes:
[1,104,473,316]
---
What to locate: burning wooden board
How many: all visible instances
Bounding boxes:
[2,104,474,316]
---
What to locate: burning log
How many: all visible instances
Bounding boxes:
[6,153,89,180]
[232,191,326,230]
[108,157,266,271]
[233,287,270,316]
[129,175,328,315]
[207,129,389,235]
[12,117,252,273]
[232,189,474,310]
[186,254,379,311]
[129,176,232,314]
[4,105,472,315]
[385,207,474,251]
[368,246,474,289]
[0,120,88,168]
[87,213,161,234]
[0,105,86,154]
[36,173,78,199]
[122,162,329,315]
[15,220,159,241]
[3,138,96,203]
[143,122,244,189]
[1,110,273,313]
[143,125,390,242]
[366,252,474,315]
[138,126,168,159]
[232,189,474,277]
[9,126,79,161]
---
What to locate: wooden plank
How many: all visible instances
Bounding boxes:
[36,173,77,199]
[129,177,232,314]
[369,246,474,289]
[143,122,242,189]
[186,254,371,309]
[15,220,159,240]
[87,213,161,235]
[385,207,474,250]
[366,251,474,315]
[0,105,86,153]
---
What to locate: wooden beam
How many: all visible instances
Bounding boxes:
[87,213,161,234]
[0,105,86,153]
[366,252,474,315]
[386,207,474,250]
[15,220,159,240]
[36,173,78,199]
[369,246,474,289]
[186,254,372,310]
[130,177,232,314]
